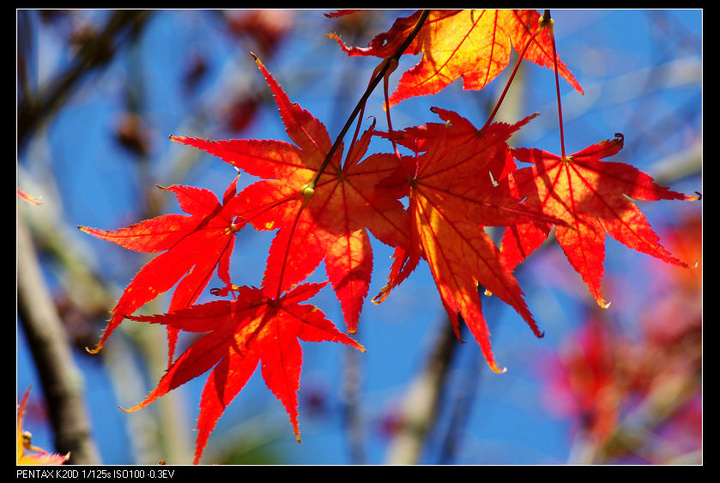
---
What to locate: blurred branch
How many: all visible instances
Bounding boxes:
[18,10,152,151]
[385,319,459,464]
[17,215,100,465]
[342,344,366,465]
[648,139,702,187]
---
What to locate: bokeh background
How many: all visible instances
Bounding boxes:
[17,9,702,465]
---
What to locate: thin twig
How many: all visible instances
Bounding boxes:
[18,10,152,150]
[306,10,430,191]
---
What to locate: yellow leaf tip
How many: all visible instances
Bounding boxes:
[250,51,263,67]
[85,343,102,355]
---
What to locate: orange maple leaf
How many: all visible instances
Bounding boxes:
[375,107,564,373]
[329,9,582,106]
[79,178,243,359]
[500,134,700,307]
[123,282,363,464]
[171,56,411,334]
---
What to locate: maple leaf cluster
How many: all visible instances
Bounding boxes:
[79,9,699,464]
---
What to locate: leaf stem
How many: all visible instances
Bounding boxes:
[482,17,543,130]
[544,10,567,159]
[307,10,430,191]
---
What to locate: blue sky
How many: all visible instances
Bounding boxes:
[18,9,701,465]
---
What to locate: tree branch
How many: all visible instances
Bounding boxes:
[17,215,100,465]
[385,318,459,464]
[17,10,152,150]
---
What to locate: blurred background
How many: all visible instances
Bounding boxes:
[17,9,701,465]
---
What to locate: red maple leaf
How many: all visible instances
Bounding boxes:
[329,9,582,106]
[79,178,243,358]
[500,134,700,307]
[374,107,564,373]
[170,56,411,334]
[123,282,364,464]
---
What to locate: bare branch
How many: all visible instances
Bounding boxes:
[17,215,100,465]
